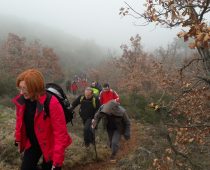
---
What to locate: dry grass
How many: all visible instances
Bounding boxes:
[0,105,20,170]
[0,104,110,170]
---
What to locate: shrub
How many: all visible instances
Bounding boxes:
[0,72,16,97]
[121,92,173,124]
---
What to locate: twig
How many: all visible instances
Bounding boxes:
[179,58,203,77]
[199,0,210,21]
[165,123,210,128]
[166,134,201,169]
[197,76,210,85]
[124,1,145,18]
[157,91,166,104]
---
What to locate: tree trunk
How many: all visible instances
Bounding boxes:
[197,47,210,74]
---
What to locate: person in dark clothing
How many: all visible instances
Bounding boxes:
[91,100,131,163]
[95,81,102,92]
[70,87,100,147]
[65,80,71,93]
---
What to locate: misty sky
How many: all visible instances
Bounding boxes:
[0,0,180,50]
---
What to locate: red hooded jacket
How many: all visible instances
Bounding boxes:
[99,89,120,105]
[12,93,72,167]
[71,83,78,91]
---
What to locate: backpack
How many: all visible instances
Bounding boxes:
[80,95,97,109]
[44,83,74,125]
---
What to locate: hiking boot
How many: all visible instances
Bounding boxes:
[85,143,90,148]
[109,154,117,164]
[84,143,91,153]
[91,140,95,146]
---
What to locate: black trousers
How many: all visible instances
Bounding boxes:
[107,129,121,156]
[83,118,94,145]
[21,146,52,170]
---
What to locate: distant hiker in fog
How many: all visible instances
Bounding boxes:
[71,81,78,96]
[99,83,120,105]
[92,100,131,163]
[73,75,79,82]
[96,81,102,92]
[66,80,71,93]
[81,78,89,91]
[13,69,72,170]
[70,87,100,148]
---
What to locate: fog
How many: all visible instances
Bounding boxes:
[0,0,180,51]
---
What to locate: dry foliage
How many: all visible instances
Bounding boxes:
[120,0,210,72]
[0,33,63,82]
[119,3,210,167]
[90,33,210,169]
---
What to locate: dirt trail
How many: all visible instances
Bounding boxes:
[72,121,140,170]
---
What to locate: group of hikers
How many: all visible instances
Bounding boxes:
[66,74,89,95]
[13,69,131,170]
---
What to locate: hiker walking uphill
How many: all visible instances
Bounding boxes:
[91,81,100,97]
[13,69,72,170]
[99,83,120,105]
[65,80,71,93]
[70,87,100,147]
[92,100,131,163]
[71,81,78,96]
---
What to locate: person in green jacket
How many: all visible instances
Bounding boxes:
[91,81,100,96]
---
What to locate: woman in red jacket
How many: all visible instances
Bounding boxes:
[13,69,72,170]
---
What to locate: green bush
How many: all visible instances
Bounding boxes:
[0,96,14,108]
[120,93,147,120]
[120,92,173,124]
[0,72,16,97]
[0,72,16,107]
[149,92,172,105]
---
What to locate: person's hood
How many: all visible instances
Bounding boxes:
[101,100,125,117]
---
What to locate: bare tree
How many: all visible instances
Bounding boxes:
[120,0,210,73]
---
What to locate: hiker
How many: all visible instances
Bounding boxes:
[66,80,71,93]
[99,83,120,105]
[92,81,102,92]
[96,81,102,92]
[91,100,131,163]
[71,81,78,96]
[13,69,72,170]
[70,87,100,148]
[80,78,89,91]
[91,81,100,97]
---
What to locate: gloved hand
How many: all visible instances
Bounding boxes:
[51,166,61,170]
[69,107,74,113]
[91,119,96,129]
[14,141,20,147]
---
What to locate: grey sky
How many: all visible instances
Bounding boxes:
[0,0,180,50]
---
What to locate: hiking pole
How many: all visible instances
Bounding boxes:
[92,128,98,161]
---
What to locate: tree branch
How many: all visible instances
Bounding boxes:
[197,76,210,85]
[124,1,145,19]
[199,0,210,21]
[166,133,202,169]
[179,58,203,76]
[166,123,210,128]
